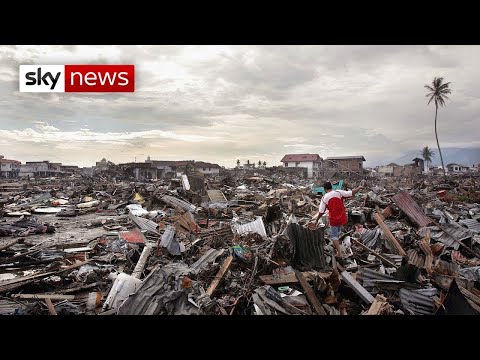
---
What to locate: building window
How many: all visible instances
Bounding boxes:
[296,162,300,166]
[203,168,206,171]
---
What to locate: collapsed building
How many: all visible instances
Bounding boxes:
[0,167,479,315]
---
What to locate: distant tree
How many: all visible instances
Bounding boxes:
[236,159,240,167]
[247,160,250,166]
[421,146,435,174]
[258,160,262,167]
[263,161,267,167]
[185,163,195,175]
[425,77,452,178]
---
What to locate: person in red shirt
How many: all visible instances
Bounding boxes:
[309,181,363,257]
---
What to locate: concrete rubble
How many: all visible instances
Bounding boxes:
[1,172,480,315]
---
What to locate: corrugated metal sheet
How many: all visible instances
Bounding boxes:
[418,224,473,250]
[383,254,404,267]
[189,249,220,274]
[392,191,433,227]
[398,288,438,315]
[160,225,184,255]
[459,219,480,234]
[161,195,196,213]
[232,216,267,238]
[118,263,200,315]
[435,223,473,250]
[356,268,398,289]
[129,212,160,235]
[207,190,227,202]
[285,223,326,270]
[407,249,425,268]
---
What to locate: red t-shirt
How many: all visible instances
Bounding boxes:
[318,190,352,226]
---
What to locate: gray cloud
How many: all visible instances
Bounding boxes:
[0,45,478,168]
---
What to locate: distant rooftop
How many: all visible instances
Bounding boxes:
[325,156,366,161]
[281,154,322,162]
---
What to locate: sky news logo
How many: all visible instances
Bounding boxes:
[19,65,135,93]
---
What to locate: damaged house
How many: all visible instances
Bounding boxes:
[324,156,366,174]
[447,163,470,174]
[280,154,322,179]
[194,161,222,176]
[0,156,21,178]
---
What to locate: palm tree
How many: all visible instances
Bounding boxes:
[236,159,240,168]
[425,77,452,177]
[421,146,435,174]
[263,161,267,167]
[258,160,262,167]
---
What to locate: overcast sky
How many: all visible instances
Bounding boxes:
[0,45,478,168]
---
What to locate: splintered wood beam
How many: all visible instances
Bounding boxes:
[206,256,233,296]
[340,270,375,304]
[0,238,22,251]
[373,213,407,256]
[295,270,327,315]
[419,229,433,274]
[45,298,57,315]
[366,294,388,315]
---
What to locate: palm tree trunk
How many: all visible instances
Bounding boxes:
[434,104,446,177]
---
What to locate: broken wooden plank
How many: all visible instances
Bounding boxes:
[295,270,327,315]
[351,238,398,268]
[45,298,57,315]
[341,270,375,304]
[12,294,76,300]
[259,271,331,285]
[419,229,433,274]
[206,255,233,296]
[373,213,407,256]
[131,244,153,279]
[0,238,22,251]
[366,294,388,315]
[0,260,91,293]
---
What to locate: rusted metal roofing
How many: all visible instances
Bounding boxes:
[232,216,267,238]
[459,219,480,234]
[128,212,160,235]
[398,288,438,315]
[407,249,425,268]
[161,195,196,213]
[281,154,321,162]
[392,191,433,227]
[285,223,326,270]
[119,228,146,244]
